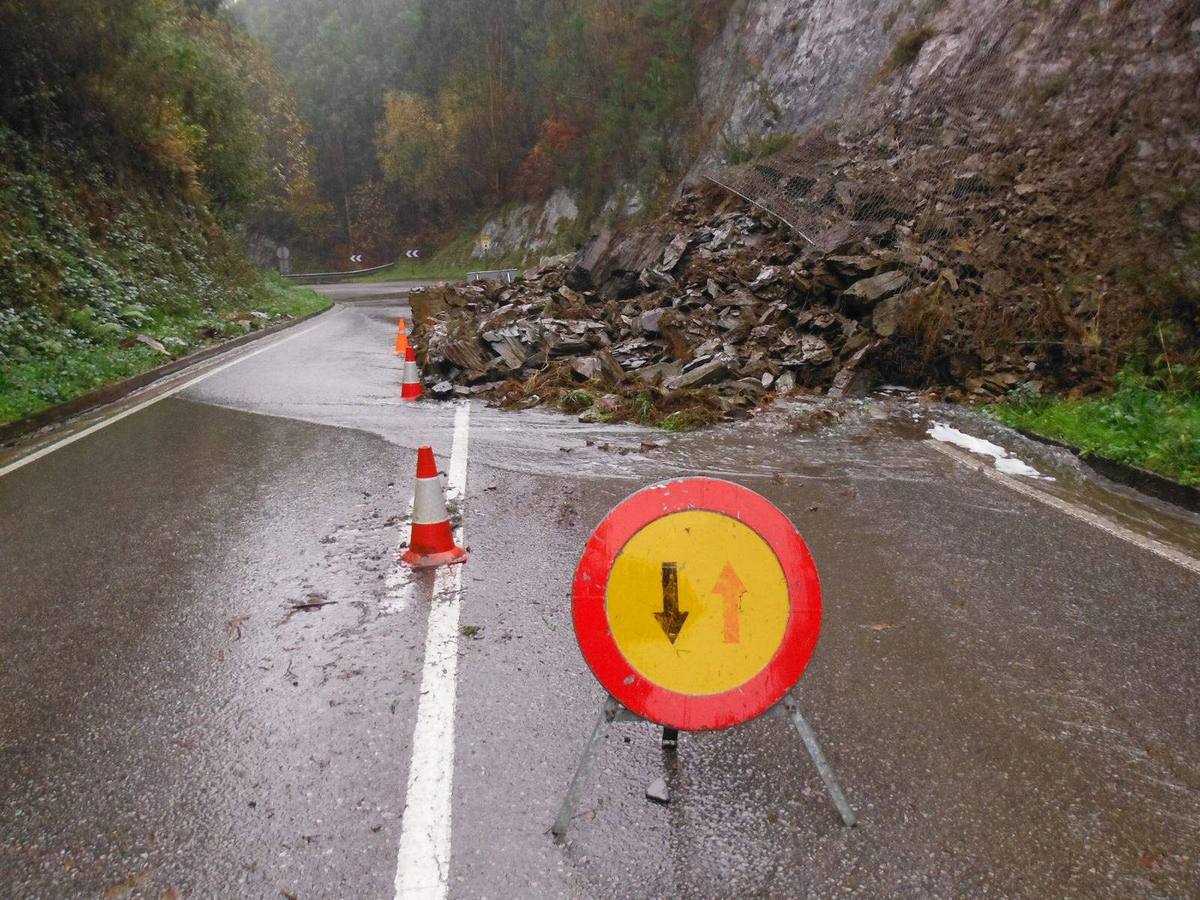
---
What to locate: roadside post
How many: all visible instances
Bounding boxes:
[275,245,290,275]
[552,477,856,839]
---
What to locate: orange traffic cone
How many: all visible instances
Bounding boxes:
[395,320,409,354]
[402,447,467,568]
[401,346,423,400]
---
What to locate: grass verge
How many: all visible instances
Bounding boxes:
[0,277,329,426]
[987,366,1200,487]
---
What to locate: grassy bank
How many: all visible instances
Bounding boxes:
[0,277,329,426]
[1,124,331,428]
[988,366,1200,487]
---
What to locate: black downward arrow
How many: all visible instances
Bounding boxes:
[654,562,688,644]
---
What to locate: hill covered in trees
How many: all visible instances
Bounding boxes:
[237,0,735,262]
[0,0,328,424]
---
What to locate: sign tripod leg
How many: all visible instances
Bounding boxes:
[780,694,857,827]
[552,694,857,840]
[552,695,620,841]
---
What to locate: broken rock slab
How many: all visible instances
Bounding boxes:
[843,270,908,309]
[664,354,734,390]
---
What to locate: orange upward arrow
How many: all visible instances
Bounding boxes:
[712,563,747,644]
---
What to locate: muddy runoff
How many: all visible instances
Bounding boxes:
[410,185,1042,429]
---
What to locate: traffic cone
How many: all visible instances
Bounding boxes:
[395,320,409,354]
[400,346,423,400]
[402,446,467,568]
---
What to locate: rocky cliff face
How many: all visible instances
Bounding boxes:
[699,1,1198,160]
[693,0,916,168]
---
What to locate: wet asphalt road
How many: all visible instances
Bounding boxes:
[2,283,1199,898]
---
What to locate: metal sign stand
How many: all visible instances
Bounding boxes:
[551,693,857,840]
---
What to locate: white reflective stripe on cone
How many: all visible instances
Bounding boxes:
[404,362,420,381]
[412,477,450,525]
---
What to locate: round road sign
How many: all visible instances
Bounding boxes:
[572,478,822,731]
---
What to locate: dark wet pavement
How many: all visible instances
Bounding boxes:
[2,283,1198,897]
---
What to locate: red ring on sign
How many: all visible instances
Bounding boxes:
[572,478,822,731]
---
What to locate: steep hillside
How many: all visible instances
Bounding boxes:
[0,1,328,426]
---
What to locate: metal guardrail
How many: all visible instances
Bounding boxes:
[284,261,395,283]
[467,269,519,284]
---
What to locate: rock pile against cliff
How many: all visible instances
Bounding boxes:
[410,183,1052,426]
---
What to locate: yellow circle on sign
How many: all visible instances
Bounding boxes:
[606,510,789,696]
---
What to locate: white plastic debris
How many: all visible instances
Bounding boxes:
[928,422,1053,480]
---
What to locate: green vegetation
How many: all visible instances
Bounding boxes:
[878,26,938,80]
[0,270,328,425]
[720,131,796,165]
[560,390,596,414]
[0,1,326,427]
[356,230,526,284]
[356,261,479,284]
[499,365,723,430]
[354,219,544,283]
[989,365,1200,487]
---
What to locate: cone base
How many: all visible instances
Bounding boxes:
[401,545,468,569]
[401,385,423,400]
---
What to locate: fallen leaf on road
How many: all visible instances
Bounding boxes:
[1138,849,1166,870]
[291,600,337,612]
[104,870,150,899]
[227,614,250,640]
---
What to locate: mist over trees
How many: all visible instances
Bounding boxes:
[0,0,323,239]
[237,0,734,259]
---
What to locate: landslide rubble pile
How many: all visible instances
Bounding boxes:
[411,185,1049,426]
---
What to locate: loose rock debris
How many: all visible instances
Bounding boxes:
[411,183,1062,428]
[645,777,670,805]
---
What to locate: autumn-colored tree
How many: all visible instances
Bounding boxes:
[238,0,737,242]
[375,92,466,216]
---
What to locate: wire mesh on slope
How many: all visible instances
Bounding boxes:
[703,1,1195,257]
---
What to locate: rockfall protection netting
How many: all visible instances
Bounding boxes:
[706,0,1198,255]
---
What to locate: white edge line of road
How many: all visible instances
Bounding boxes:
[0,309,342,480]
[927,439,1200,577]
[394,401,471,900]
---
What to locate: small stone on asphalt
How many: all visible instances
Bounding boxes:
[645,777,669,805]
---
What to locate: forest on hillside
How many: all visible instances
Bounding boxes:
[2,0,324,243]
[0,0,329,424]
[237,0,735,262]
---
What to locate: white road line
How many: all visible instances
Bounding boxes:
[394,402,471,900]
[0,310,341,480]
[928,440,1200,576]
